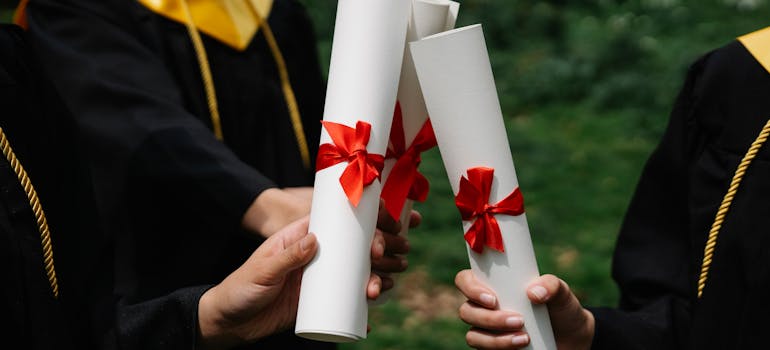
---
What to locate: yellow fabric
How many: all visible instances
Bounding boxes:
[138,0,273,51]
[739,26,770,75]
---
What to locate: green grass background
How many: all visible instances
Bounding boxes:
[3,1,769,349]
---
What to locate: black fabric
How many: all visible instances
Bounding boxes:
[26,0,329,348]
[590,40,770,349]
[0,24,91,350]
[0,24,223,350]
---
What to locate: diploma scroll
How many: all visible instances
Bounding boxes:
[377,0,459,305]
[410,24,556,350]
[294,0,411,343]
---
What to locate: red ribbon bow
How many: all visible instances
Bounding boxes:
[455,167,525,254]
[381,102,437,220]
[316,120,385,206]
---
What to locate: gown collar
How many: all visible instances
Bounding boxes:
[137,0,274,51]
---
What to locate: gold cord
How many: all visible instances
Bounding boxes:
[180,0,224,140]
[697,118,770,298]
[0,127,59,298]
[248,3,311,169]
[180,0,311,168]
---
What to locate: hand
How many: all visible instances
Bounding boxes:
[241,188,311,238]
[369,200,421,296]
[197,217,389,349]
[197,217,315,349]
[283,186,313,201]
[454,271,594,349]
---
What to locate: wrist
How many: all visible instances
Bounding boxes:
[579,308,596,350]
[197,286,238,350]
[241,188,309,237]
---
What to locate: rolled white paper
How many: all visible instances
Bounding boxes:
[294,0,411,343]
[396,0,459,143]
[376,0,459,305]
[410,24,556,350]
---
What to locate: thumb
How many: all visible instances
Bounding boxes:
[527,275,586,325]
[527,275,593,339]
[252,233,318,286]
[527,274,575,310]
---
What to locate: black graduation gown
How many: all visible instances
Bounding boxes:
[0,23,99,350]
[590,39,770,349]
[1,23,226,349]
[25,0,328,348]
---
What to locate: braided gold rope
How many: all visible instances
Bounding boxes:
[247,3,311,169]
[698,118,770,298]
[0,127,59,298]
[180,0,224,140]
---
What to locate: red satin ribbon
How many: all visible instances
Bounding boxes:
[316,120,385,206]
[381,102,437,220]
[455,167,524,254]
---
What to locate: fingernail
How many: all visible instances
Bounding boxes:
[480,293,496,307]
[512,334,529,346]
[505,316,523,328]
[530,285,548,302]
[300,234,314,252]
[400,258,408,269]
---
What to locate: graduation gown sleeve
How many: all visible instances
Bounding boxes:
[587,52,712,349]
[26,0,276,235]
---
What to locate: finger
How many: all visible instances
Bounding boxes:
[459,302,524,331]
[408,210,422,228]
[455,270,497,309]
[371,231,386,260]
[527,274,571,307]
[380,274,394,292]
[252,233,318,286]
[380,229,409,255]
[366,273,383,300]
[251,216,310,259]
[372,255,408,273]
[527,275,589,335]
[466,328,530,349]
[376,199,401,234]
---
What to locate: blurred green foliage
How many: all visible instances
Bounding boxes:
[1,9,13,22]
[299,1,769,349]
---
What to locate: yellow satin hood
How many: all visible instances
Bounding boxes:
[138,0,273,51]
[740,26,770,75]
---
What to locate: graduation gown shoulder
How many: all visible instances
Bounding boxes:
[590,33,770,349]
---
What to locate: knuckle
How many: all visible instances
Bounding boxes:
[458,302,472,321]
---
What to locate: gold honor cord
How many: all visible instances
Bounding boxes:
[180,0,311,168]
[247,3,311,169]
[0,127,59,298]
[179,0,224,140]
[698,119,770,298]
